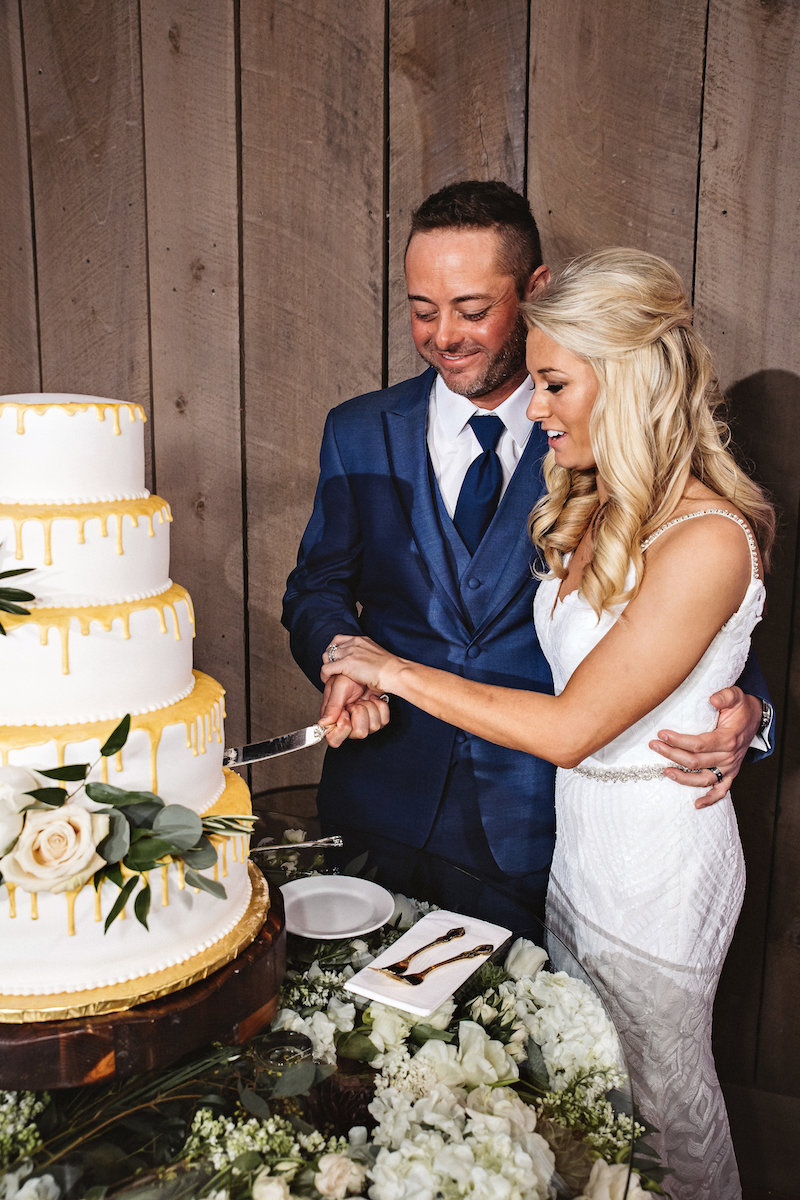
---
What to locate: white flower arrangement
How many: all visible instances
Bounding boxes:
[0,892,660,1199]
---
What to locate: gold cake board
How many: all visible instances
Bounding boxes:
[0,867,286,1090]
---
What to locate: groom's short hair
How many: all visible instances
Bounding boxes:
[406,180,543,295]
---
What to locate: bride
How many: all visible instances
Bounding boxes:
[320,248,775,1200]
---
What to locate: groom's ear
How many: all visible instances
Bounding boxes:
[525,265,551,300]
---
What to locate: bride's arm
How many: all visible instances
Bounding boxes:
[320,516,754,768]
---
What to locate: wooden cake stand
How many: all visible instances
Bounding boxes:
[0,870,286,1090]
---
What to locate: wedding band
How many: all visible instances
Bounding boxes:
[379,693,390,703]
[327,644,339,663]
[710,766,723,784]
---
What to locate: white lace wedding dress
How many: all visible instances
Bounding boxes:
[533,511,764,1200]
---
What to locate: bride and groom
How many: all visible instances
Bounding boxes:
[283,182,774,1198]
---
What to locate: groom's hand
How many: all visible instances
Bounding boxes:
[649,686,762,809]
[320,676,390,746]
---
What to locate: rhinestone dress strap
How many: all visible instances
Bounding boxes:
[640,509,761,581]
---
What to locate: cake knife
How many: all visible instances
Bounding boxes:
[223,723,327,767]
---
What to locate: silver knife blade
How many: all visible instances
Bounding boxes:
[223,724,326,767]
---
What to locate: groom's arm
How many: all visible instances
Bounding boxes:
[649,651,773,808]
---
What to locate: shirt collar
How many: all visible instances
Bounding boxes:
[431,373,535,449]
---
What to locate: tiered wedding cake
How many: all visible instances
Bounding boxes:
[0,394,263,1019]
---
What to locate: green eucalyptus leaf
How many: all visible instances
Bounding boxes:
[134,881,151,929]
[335,1029,379,1063]
[124,836,175,871]
[230,1151,262,1174]
[104,875,139,932]
[180,837,218,869]
[100,714,131,757]
[0,588,35,602]
[269,1059,317,1098]
[37,763,91,782]
[153,805,203,850]
[183,866,226,899]
[98,810,131,864]
[26,786,68,807]
[85,781,163,808]
[237,1081,271,1118]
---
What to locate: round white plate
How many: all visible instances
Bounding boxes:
[280,875,395,939]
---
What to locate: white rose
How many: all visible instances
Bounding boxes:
[583,1159,649,1200]
[251,1171,291,1200]
[13,1177,60,1200]
[0,766,43,855]
[504,937,548,981]
[367,1003,415,1052]
[0,805,109,893]
[313,1152,367,1199]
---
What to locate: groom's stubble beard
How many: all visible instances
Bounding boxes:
[419,309,529,400]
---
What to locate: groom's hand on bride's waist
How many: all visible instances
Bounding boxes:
[648,686,762,809]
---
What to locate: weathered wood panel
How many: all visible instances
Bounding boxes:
[0,3,38,391]
[694,0,800,1102]
[140,1,246,742]
[527,0,706,285]
[241,0,386,793]
[21,0,149,408]
[388,0,529,383]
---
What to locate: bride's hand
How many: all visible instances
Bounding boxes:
[321,635,402,696]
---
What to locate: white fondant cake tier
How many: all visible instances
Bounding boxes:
[0,773,253,998]
[1,671,226,815]
[0,395,147,503]
[0,583,195,725]
[0,495,172,607]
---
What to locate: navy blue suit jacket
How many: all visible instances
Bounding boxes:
[282,369,557,877]
[282,369,771,880]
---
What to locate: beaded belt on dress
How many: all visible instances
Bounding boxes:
[572,763,666,783]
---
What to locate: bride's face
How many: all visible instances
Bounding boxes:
[526,327,597,470]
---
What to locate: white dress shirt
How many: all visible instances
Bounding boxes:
[426,374,535,518]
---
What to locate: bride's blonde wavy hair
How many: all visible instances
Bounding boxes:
[523,248,775,616]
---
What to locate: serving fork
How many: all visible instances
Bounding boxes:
[373,925,466,978]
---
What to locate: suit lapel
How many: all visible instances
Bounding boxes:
[383,371,465,623]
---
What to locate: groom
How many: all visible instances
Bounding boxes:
[282,180,770,926]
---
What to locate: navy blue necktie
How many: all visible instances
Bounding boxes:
[453,414,504,554]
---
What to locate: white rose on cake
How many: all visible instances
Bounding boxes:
[0,804,109,893]
[0,765,44,854]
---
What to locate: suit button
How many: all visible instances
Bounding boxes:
[466,645,481,659]
[466,576,481,590]
[455,731,467,743]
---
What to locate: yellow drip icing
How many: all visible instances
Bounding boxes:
[65,889,78,936]
[0,671,223,796]
[176,861,186,890]
[94,889,102,922]
[6,883,16,919]
[0,400,146,437]
[3,583,193,676]
[0,498,172,566]
[161,863,170,906]
[31,893,38,920]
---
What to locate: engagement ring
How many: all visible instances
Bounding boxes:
[327,643,339,663]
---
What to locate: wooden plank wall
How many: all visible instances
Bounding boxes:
[0,1,797,1189]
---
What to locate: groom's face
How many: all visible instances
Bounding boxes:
[405,227,533,410]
